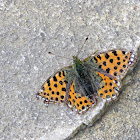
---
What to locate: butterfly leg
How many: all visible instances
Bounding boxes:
[90,95,97,105]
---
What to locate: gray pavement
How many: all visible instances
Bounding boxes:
[0,0,140,140]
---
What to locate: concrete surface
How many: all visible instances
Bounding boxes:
[0,0,140,140]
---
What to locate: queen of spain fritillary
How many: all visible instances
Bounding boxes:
[36,49,137,114]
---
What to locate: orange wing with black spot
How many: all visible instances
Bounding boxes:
[36,69,95,114]
[37,70,69,104]
[92,50,136,101]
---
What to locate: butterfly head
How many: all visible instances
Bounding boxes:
[73,56,81,62]
[73,56,83,68]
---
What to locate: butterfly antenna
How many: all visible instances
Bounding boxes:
[48,52,72,60]
[76,36,89,57]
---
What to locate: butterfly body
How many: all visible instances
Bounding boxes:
[37,49,136,114]
[71,56,101,99]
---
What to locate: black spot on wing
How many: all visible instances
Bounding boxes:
[94,57,98,63]
[120,69,123,73]
[59,81,63,85]
[104,90,108,93]
[54,84,57,87]
[47,80,50,86]
[62,71,65,76]
[105,53,109,59]
[125,56,128,59]
[99,65,102,68]
[106,68,110,73]
[82,106,85,110]
[114,66,117,70]
[53,76,57,81]
[62,88,66,91]
[114,72,117,76]
[61,95,64,99]
[112,50,117,56]
[117,57,120,60]
[122,51,126,55]
[59,72,61,77]
[109,89,112,92]
[123,65,126,68]
[109,59,113,63]
[117,62,121,65]
[103,61,106,66]
[97,55,101,60]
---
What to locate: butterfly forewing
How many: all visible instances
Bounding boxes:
[37,70,69,104]
[93,50,135,79]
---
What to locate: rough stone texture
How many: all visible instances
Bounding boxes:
[0,0,139,140]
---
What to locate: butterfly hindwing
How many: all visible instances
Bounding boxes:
[96,72,120,101]
[67,82,95,113]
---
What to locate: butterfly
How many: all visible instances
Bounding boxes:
[36,49,136,114]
